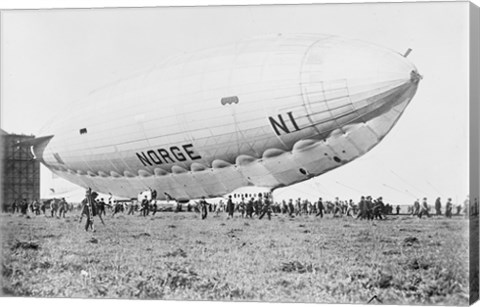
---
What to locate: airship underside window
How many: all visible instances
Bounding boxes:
[221,96,239,105]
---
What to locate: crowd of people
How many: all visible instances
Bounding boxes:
[196,195,475,221]
[5,197,73,218]
[2,189,477,232]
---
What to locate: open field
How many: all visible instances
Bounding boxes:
[0,211,470,305]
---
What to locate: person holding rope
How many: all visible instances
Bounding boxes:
[79,188,105,232]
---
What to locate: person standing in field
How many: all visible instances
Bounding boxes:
[463,196,470,218]
[238,197,246,218]
[127,200,137,215]
[58,198,68,218]
[435,197,442,216]
[20,199,28,215]
[332,197,342,218]
[97,198,106,217]
[456,203,462,216]
[200,196,208,220]
[281,200,288,214]
[246,197,254,218]
[32,199,40,215]
[253,197,260,217]
[40,200,46,215]
[215,200,222,216]
[316,197,324,218]
[140,196,150,217]
[226,195,235,219]
[396,205,401,215]
[418,197,431,218]
[28,200,34,214]
[79,189,105,232]
[474,198,479,216]
[150,188,158,215]
[288,199,295,217]
[295,198,302,216]
[259,195,272,220]
[302,199,308,215]
[112,200,123,217]
[151,200,157,215]
[356,196,365,219]
[346,199,354,217]
[373,197,385,220]
[412,199,420,216]
[11,200,17,214]
[150,188,157,202]
[445,198,453,218]
[50,199,59,218]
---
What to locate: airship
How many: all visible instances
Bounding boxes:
[30,34,421,202]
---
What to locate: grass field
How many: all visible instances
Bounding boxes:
[0,211,470,305]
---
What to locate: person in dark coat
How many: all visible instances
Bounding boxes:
[413,199,420,216]
[200,196,208,219]
[151,200,158,215]
[316,197,324,218]
[435,197,442,215]
[140,196,150,217]
[365,196,374,220]
[97,198,106,217]
[373,197,385,220]
[58,198,68,218]
[239,197,246,218]
[281,200,288,214]
[445,198,453,218]
[356,196,366,219]
[20,199,28,215]
[79,189,104,232]
[40,200,46,215]
[288,199,295,217]
[456,203,462,215]
[50,199,58,218]
[259,195,272,220]
[33,199,41,215]
[226,195,235,219]
[112,200,123,217]
[246,197,254,218]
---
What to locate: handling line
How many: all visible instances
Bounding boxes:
[390,170,426,196]
[382,183,416,198]
[335,181,364,194]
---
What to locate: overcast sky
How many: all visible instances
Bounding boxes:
[0,1,473,205]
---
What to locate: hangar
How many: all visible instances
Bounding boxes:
[1,129,40,210]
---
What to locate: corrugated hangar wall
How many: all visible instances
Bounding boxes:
[1,130,40,209]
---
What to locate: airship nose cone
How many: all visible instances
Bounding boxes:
[301,37,420,139]
[304,37,420,113]
[410,70,422,83]
[304,37,419,85]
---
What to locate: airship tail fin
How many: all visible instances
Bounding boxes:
[17,135,54,161]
